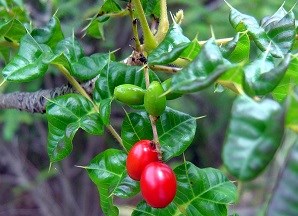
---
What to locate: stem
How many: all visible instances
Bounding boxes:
[155,0,169,43]
[144,66,162,160]
[56,65,92,102]
[106,124,126,152]
[128,2,141,52]
[132,0,157,52]
[56,65,124,150]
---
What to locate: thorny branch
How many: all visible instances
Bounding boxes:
[0,78,96,113]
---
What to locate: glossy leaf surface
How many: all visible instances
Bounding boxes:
[72,53,110,81]
[229,6,295,58]
[243,53,291,96]
[31,16,64,49]
[171,39,234,93]
[223,95,284,180]
[121,108,196,161]
[148,23,190,65]
[2,34,49,82]
[86,149,139,216]
[46,94,104,162]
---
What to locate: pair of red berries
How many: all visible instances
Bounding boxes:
[126,140,177,208]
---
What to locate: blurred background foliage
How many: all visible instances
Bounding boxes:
[0,0,297,215]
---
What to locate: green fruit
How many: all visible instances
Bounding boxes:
[162,78,182,100]
[114,84,145,105]
[144,81,166,116]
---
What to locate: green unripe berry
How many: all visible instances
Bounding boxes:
[114,84,145,105]
[144,81,166,116]
[162,78,182,100]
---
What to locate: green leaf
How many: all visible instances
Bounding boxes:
[31,16,64,49]
[272,56,298,101]
[93,61,157,102]
[1,34,49,82]
[99,98,112,125]
[72,53,110,81]
[243,53,291,96]
[0,18,27,41]
[97,0,121,16]
[230,5,295,58]
[54,37,84,64]
[286,87,298,132]
[84,0,125,39]
[121,107,196,161]
[180,37,201,61]
[46,94,104,162]
[148,23,190,65]
[261,5,295,55]
[171,39,235,93]
[43,36,84,72]
[221,32,250,63]
[86,19,105,39]
[266,138,298,216]
[141,0,159,16]
[86,149,139,216]
[223,95,284,181]
[133,162,237,215]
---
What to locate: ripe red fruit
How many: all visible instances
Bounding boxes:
[126,140,159,181]
[140,162,177,208]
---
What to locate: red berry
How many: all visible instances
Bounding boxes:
[126,140,159,181]
[140,162,177,208]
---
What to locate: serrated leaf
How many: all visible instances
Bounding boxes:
[133,162,237,215]
[86,149,139,216]
[229,7,285,58]
[221,32,250,63]
[93,61,157,102]
[46,94,104,162]
[272,56,298,101]
[223,95,284,181]
[121,107,196,161]
[266,138,298,216]
[72,53,110,81]
[0,18,27,41]
[31,16,64,49]
[148,23,190,65]
[243,53,291,96]
[261,6,295,54]
[1,34,49,82]
[171,39,235,93]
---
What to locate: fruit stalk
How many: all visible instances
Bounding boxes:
[144,66,162,160]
